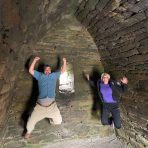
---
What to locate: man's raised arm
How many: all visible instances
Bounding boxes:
[61,58,67,74]
[29,57,40,75]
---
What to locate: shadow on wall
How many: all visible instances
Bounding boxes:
[20,55,61,135]
[83,67,103,118]
[83,67,120,120]
[20,56,39,135]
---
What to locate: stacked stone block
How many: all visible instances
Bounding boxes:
[76,0,148,147]
[0,0,148,147]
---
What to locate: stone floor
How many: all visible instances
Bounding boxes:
[0,71,128,148]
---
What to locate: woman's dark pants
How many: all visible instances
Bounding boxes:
[101,103,121,129]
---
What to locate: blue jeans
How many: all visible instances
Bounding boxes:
[101,103,121,129]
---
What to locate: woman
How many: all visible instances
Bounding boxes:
[86,72,128,129]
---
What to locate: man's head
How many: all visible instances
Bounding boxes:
[44,65,51,75]
[101,73,110,84]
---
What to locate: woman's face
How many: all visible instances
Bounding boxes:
[102,75,110,84]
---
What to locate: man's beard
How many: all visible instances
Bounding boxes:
[45,72,50,75]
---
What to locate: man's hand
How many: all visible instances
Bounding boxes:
[34,57,40,62]
[63,58,66,63]
[29,57,40,75]
[61,57,67,74]
[121,77,128,84]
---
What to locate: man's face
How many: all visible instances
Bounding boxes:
[44,67,51,75]
[102,75,110,84]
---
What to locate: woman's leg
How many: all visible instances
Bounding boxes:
[101,105,110,125]
[111,106,121,129]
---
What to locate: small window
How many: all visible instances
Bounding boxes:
[59,62,75,94]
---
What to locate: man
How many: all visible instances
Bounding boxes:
[86,72,128,129]
[25,57,67,139]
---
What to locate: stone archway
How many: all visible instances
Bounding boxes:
[0,0,148,147]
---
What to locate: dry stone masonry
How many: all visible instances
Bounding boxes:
[76,0,148,147]
[0,0,148,147]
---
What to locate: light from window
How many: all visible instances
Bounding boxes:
[59,63,75,94]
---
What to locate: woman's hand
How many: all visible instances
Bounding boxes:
[85,74,90,81]
[121,77,128,84]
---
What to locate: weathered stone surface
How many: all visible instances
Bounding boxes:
[128,54,148,63]
[139,80,148,91]
[76,0,148,147]
[1,0,21,28]
[0,0,148,147]
[0,92,11,125]
[0,79,4,91]
[0,63,6,78]
[0,69,126,148]
[0,83,11,95]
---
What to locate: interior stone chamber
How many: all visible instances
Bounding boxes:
[0,0,148,147]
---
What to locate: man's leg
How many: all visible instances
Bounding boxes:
[101,105,110,125]
[48,103,62,125]
[25,104,45,138]
[111,106,121,129]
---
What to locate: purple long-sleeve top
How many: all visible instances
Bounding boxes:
[100,82,117,103]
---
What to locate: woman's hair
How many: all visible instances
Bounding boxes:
[101,72,110,80]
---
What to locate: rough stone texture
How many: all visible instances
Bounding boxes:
[0,67,125,148]
[76,0,148,147]
[0,0,148,147]
[0,0,81,126]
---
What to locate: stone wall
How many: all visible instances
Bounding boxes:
[0,0,148,147]
[75,0,148,147]
[76,0,148,89]
[35,14,104,97]
[0,0,80,125]
[0,0,22,125]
